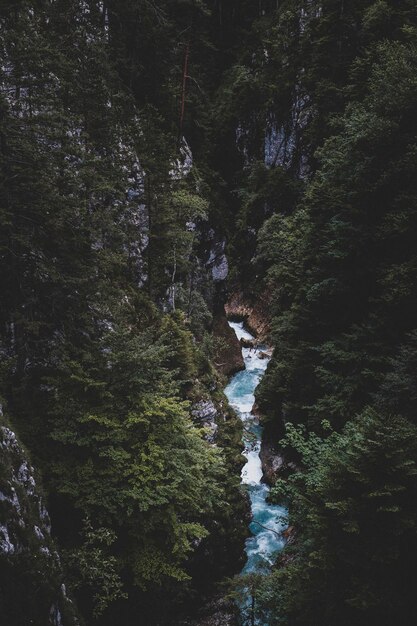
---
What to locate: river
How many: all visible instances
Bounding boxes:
[224,322,286,623]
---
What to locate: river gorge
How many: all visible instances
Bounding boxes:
[225,322,287,623]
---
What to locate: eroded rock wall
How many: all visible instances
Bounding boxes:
[225,291,271,341]
[0,419,78,626]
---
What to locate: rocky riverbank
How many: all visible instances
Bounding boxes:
[225,291,271,341]
[212,312,245,377]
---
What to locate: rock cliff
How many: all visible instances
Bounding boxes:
[0,417,78,626]
[225,291,271,341]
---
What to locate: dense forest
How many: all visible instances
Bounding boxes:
[1,1,417,625]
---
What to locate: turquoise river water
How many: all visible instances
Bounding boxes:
[224,322,286,623]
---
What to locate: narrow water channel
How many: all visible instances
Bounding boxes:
[224,322,286,621]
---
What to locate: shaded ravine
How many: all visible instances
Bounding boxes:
[224,322,286,622]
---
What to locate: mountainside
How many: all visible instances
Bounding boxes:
[1,1,417,625]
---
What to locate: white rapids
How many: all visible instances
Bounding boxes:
[224,322,286,578]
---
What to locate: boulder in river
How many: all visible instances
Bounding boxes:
[240,337,257,349]
[282,525,297,545]
[261,448,285,485]
[260,440,297,486]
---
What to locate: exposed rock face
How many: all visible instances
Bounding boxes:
[170,136,193,180]
[225,291,271,341]
[124,199,149,287]
[0,426,51,557]
[212,313,245,377]
[260,441,285,486]
[0,421,78,625]
[205,230,229,283]
[191,400,219,443]
[259,427,297,486]
[264,83,312,179]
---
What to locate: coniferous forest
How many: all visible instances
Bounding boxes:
[1,1,417,625]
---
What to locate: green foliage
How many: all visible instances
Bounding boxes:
[227,571,266,626]
[65,519,126,618]
[0,415,79,626]
[376,330,417,419]
[44,315,227,593]
[259,410,417,626]
[257,38,417,430]
[3,2,417,625]
[0,2,246,623]
[246,16,417,626]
